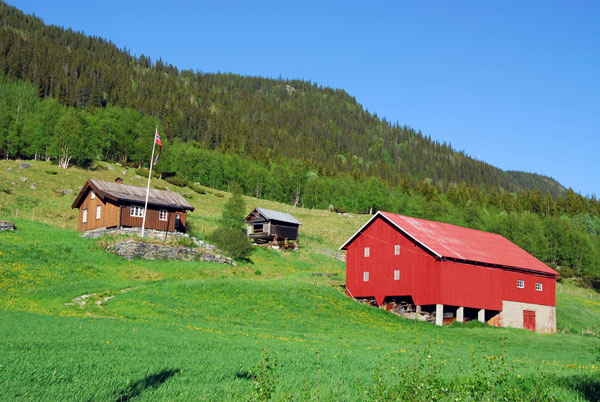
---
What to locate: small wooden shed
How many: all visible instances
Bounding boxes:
[71,178,194,233]
[245,207,301,247]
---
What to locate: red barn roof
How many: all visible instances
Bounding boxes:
[341,211,558,276]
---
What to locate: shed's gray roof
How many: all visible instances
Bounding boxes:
[253,207,302,225]
[83,179,194,211]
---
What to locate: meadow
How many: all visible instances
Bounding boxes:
[0,160,599,401]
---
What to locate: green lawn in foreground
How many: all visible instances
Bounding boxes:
[1,219,598,400]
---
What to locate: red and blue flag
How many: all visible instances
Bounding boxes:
[153,129,162,165]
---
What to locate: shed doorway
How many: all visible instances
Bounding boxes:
[523,310,536,332]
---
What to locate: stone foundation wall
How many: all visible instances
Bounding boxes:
[501,300,556,333]
[106,239,234,265]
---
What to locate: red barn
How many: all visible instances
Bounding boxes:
[340,211,559,333]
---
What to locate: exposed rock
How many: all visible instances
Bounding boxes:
[78,186,83,190]
[0,221,16,231]
[29,183,36,190]
[18,162,31,169]
[7,167,13,172]
[106,239,235,265]
[121,170,127,175]
[19,177,28,182]
[107,165,115,170]
[61,189,73,195]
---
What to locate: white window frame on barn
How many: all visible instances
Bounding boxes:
[536,282,543,291]
[394,270,400,280]
[130,205,144,217]
[363,272,369,282]
[517,279,524,289]
[364,247,370,257]
[82,208,87,223]
[91,190,95,199]
[96,205,101,219]
[159,210,168,221]
[394,245,400,255]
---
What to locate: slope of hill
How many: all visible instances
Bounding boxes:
[0,1,568,197]
[1,186,599,400]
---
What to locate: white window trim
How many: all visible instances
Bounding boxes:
[536,282,542,291]
[394,270,400,280]
[394,245,400,255]
[90,190,95,199]
[130,205,144,217]
[517,279,524,289]
[96,205,102,219]
[363,272,369,282]
[364,247,370,257]
[82,208,87,223]
[159,209,168,221]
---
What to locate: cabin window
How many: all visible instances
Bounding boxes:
[82,209,87,223]
[130,205,144,217]
[363,272,369,282]
[394,245,400,255]
[159,210,168,221]
[96,205,102,219]
[394,270,400,280]
[364,247,370,257]
[517,279,524,289]
[536,282,542,291]
[91,190,95,199]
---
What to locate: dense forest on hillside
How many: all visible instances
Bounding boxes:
[0,2,567,196]
[0,2,599,287]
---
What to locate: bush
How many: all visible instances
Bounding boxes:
[209,228,254,260]
[188,183,206,195]
[135,168,159,178]
[164,175,188,187]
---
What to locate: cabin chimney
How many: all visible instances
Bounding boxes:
[115,177,123,184]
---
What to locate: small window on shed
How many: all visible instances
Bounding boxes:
[394,245,400,255]
[536,282,542,291]
[517,279,524,289]
[96,205,102,219]
[364,247,370,257]
[159,210,168,221]
[363,272,369,282]
[91,190,95,199]
[82,209,87,223]
[394,270,400,280]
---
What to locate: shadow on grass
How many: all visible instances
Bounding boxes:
[557,373,600,401]
[115,368,180,402]
[235,370,252,380]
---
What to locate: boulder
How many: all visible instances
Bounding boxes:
[19,177,28,182]
[0,221,16,231]
[18,162,31,169]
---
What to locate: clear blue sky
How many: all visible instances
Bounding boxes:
[8,1,600,197]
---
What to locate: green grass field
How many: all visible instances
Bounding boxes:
[1,160,599,401]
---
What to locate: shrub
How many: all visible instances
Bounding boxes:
[188,183,206,195]
[165,175,188,187]
[208,228,254,260]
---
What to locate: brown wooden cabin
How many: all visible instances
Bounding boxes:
[245,207,301,246]
[71,178,194,233]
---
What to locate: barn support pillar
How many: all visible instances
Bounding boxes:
[456,307,464,323]
[478,309,485,323]
[435,304,444,326]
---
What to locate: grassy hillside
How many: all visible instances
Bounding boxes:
[1,162,599,400]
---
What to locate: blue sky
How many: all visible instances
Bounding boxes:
[8,1,600,197]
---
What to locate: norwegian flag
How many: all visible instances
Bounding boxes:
[153,128,162,165]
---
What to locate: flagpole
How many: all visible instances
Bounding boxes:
[141,126,158,238]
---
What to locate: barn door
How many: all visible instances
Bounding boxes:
[523,310,536,332]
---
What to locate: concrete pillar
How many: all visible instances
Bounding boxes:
[436,304,444,326]
[456,307,464,323]
[478,308,485,323]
